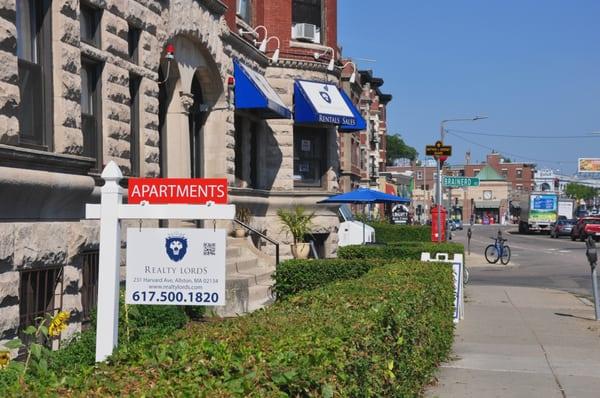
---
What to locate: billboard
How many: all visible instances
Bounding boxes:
[578,158,600,173]
[529,194,558,223]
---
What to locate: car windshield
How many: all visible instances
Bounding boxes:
[584,219,600,225]
[338,204,355,222]
[566,219,577,225]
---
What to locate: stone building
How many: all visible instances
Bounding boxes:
[0,0,368,345]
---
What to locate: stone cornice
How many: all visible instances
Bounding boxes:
[0,145,96,175]
[222,32,269,67]
[198,0,228,16]
[271,58,341,78]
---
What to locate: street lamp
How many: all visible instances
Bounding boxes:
[435,116,488,242]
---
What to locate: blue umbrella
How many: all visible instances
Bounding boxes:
[319,188,411,243]
[318,187,410,204]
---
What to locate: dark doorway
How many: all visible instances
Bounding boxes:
[189,76,206,178]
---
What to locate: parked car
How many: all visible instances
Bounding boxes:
[550,219,576,238]
[570,217,600,241]
[449,219,463,230]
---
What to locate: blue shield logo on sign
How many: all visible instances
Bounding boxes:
[165,236,188,262]
[319,91,332,104]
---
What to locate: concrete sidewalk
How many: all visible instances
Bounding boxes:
[426,285,600,397]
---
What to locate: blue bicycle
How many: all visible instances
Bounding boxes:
[485,237,511,265]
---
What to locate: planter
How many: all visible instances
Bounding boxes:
[291,243,310,259]
[233,228,246,238]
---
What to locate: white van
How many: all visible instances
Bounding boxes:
[337,204,376,246]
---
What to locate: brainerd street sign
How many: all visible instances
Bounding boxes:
[128,178,228,204]
[443,176,480,187]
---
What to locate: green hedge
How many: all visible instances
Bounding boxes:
[369,222,431,243]
[272,258,383,299]
[339,241,464,261]
[12,261,455,397]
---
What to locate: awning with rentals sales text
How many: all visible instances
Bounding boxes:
[294,80,366,132]
[233,60,292,119]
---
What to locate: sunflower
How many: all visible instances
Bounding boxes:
[0,350,10,369]
[48,311,70,337]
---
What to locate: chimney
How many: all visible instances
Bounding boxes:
[487,152,501,170]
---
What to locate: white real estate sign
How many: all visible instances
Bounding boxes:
[420,252,464,323]
[126,228,226,306]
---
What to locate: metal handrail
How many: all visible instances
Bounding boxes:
[233,219,280,265]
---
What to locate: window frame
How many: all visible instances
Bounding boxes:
[81,251,99,324]
[129,73,142,176]
[16,0,53,150]
[292,0,323,29]
[19,266,64,333]
[236,0,252,24]
[80,1,101,47]
[80,57,103,170]
[127,24,141,64]
[294,126,327,188]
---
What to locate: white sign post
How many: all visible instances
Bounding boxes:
[86,161,235,362]
[420,252,464,323]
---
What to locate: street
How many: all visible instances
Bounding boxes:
[453,225,595,300]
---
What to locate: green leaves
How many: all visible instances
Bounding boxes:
[3,339,23,350]
[277,206,315,244]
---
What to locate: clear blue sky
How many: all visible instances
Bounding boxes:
[339,0,600,173]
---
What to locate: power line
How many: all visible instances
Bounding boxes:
[445,130,577,165]
[447,128,599,139]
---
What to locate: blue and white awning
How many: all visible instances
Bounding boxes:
[234,61,291,119]
[294,80,366,132]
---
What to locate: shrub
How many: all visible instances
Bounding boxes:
[369,222,431,243]
[339,241,464,261]
[272,258,383,299]
[15,261,454,397]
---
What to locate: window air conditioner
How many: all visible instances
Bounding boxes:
[292,23,319,42]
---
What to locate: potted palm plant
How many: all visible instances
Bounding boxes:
[234,207,252,237]
[277,206,315,259]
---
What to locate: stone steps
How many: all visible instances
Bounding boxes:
[216,237,276,317]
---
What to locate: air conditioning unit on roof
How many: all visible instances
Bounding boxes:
[292,23,319,43]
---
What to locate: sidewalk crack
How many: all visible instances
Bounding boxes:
[503,289,567,398]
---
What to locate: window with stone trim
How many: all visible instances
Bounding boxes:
[19,267,64,332]
[80,2,101,47]
[128,24,141,64]
[234,114,259,189]
[16,0,52,149]
[81,57,103,168]
[236,0,251,23]
[516,168,523,179]
[129,73,142,176]
[294,126,326,188]
[292,0,322,29]
[81,251,99,323]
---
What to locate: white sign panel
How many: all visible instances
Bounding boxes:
[420,252,464,323]
[126,228,226,306]
[297,80,354,117]
[239,63,287,109]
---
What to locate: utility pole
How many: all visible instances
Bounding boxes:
[437,117,488,242]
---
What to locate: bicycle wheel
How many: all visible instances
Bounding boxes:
[500,245,511,265]
[484,244,499,264]
[463,266,470,285]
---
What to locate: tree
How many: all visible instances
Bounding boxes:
[564,183,597,201]
[386,134,418,165]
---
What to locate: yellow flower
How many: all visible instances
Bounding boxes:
[48,311,70,337]
[0,350,10,369]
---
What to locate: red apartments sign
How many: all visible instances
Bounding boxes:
[128,178,228,204]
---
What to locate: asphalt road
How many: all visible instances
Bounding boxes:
[451,225,596,300]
